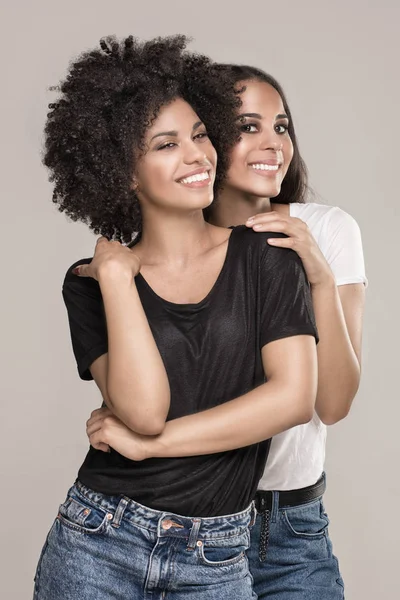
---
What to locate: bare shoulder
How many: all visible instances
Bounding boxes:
[207,223,234,247]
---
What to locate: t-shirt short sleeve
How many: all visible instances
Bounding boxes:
[259,239,318,348]
[62,260,108,380]
[321,207,367,287]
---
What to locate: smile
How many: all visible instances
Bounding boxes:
[179,171,210,184]
[250,163,280,172]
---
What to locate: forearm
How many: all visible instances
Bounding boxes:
[149,376,316,458]
[312,280,360,424]
[99,267,170,435]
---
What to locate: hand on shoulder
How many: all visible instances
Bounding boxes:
[245,210,334,287]
[72,237,142,282]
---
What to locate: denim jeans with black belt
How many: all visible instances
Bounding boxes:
[33,480,257,600]
[248,474,345,600]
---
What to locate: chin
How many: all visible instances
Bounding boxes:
[269,187,282,198]
[201,191,214,207]
[246,184,281,199]
[192,196,214,211]
[237,175,280,199]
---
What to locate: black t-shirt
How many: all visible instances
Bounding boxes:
[62,226,318,517]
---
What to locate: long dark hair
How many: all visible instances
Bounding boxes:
[217,64,308,204]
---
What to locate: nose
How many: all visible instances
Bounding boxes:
[259,131,283,152]
[183,139,208,164]
[269,140,283,151]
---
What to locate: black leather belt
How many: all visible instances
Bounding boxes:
[254,474,326,562]
[254,474,326,513]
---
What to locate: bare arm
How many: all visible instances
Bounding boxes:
[312,281,365,424]
[77,238,170,435]
[151,334,317,456]
[99,268,169,434]
[87,334,318,460]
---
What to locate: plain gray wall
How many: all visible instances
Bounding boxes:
[1,0,399,598]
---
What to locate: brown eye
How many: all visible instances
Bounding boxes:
[239,123,258,133]
[194,132,209,141]
[275,124,288,134]
[158,142,177,150]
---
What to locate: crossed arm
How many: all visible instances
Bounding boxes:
[80,211,366,459]
[87,333,318,461]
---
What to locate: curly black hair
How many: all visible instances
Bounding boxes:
[44,35,240,242]
[214,64,309,205]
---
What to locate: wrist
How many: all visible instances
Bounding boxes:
[98,261,134,286]
[147,432,168,459]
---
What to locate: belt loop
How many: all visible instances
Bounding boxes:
[249,501,257,527]
[187,518,201,551]
[270,491,279,523]
[111,497,129,528]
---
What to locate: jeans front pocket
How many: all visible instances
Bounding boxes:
[283,498,329,539]
[197,529,250,567]
[57,493,111,535]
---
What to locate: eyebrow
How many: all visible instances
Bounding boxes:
[150,121,204,142]
[237,112,289,121]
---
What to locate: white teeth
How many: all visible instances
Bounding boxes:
[251,164,279,171]
[180,172,210,184]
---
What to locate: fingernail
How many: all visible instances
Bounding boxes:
[72,267,80,275]
[246,217,255,224]
[253,224,262,230]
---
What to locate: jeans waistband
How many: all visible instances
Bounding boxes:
[254,473,326,563]
[73,480,255,540]
[254,473,326,513]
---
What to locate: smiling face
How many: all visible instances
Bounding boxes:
[225,80,294,200]
[134,97,217,215]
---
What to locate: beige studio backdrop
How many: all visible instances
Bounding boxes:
[1,0,399,598]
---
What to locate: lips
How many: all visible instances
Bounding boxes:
[177,167,211,183]
[251,164,280,172]
[248,159,283,177]
[249,158,282,168]
[177,167,213,188]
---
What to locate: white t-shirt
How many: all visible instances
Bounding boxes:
[258,202,367,491]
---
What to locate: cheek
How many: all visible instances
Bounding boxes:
[285,139,294,167]
[227,143,249,179]
[138,158,175,192]
[211,147,218,169]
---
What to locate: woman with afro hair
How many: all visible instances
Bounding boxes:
[34,35,318,599]
[108,63,366,599]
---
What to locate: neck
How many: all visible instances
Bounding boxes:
[138,205,215,267]
[209,186,289,227]
[210,187,273,227]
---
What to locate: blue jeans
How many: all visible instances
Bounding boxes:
[248,490,345,600]
[33,481,257,599]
